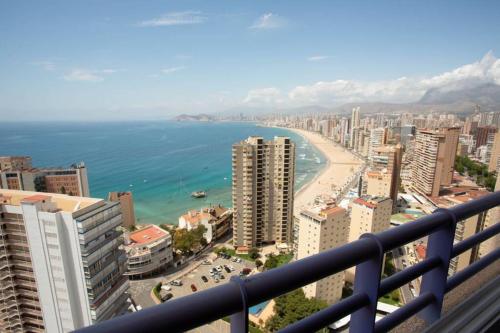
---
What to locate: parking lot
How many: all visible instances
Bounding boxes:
[159,256,255,301]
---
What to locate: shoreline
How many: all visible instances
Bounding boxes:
[284,127,364,214]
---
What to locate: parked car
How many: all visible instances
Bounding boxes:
[219,274,225,280]
[170,280,182,286]
[202,260,212,265]
[161,285,172,292]
[242,268,251,275]
[190,284,197,292]
[224,265,231,273]
[201,275,208,283]
[229,265,235,272]
[216,266,222,272]
[161,293,173,302]
[214,278,220,283]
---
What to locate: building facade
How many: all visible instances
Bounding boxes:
[178,205,232,243]
[368,128,388,160]
[295,206,349,304]
[368,144,402,208]
[108,192,136,229]
[0,159,90,197]
[124,225,173,279]
[412,128,460,197]
[0,189,129,332]
[232,136,295,250]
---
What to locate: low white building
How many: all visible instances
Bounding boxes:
[124,224,173,279]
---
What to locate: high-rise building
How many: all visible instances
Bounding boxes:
[232,136,295,250]
[347,196,392,281]
[368,128,387,160]
[368,144,402,207]
[0,189,129,332]
[295,205,348,304]
[487,132,500,172]
[475,126,497,149]
[0,157,89,197]
[412,128,460,197]
[349,107,360,149]
[108,192,136,229]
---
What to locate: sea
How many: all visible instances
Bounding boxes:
[0,121,325,225]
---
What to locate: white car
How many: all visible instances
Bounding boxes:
[229,265,235,271]
[236,258,242,263]
[161,285,172,292]
[216,266,222,272]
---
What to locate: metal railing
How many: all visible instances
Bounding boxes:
[75,191,500,333]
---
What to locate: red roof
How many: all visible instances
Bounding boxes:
[22,194,51,203]
[416,245,426,259]
[353,198,377,209]
[129,225,168,244]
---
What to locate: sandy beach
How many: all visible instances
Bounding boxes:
[290,128,364,214]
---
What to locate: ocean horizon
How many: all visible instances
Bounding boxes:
[0,121,325,225]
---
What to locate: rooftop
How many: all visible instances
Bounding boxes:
[353,195,391,208]
[129,225,169,245]
[0,189,100,212]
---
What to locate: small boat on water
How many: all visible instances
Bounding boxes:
[191,191,206,198]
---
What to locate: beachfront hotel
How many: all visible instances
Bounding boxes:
[411,128,460,196]
[123,224,173,279]
[232,136,295,250]
[295,205,349,304]
[0,156,90,197]
[0,189,129,332]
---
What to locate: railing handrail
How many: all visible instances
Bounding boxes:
[74,191,500,333]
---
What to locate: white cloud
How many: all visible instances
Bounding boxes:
[243,52,500,107]
[138,11,206,27]
[243,87,285,106]
[63,68,119,82]
[249,13,286,30]
[307,55,329,62]
[161,66,186,74]
[32,61,56,71]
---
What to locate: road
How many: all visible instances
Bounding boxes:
[392,247,414,304]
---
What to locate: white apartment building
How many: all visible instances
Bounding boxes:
[0,189,129,333]
[295,206,349,304]
[124,225,173,279]
[368,128,387,160]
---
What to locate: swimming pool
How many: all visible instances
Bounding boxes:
[249,301,270,316]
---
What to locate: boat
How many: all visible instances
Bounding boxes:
[191,191,206,198]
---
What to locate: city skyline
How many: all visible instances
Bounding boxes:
[1,1,500,120]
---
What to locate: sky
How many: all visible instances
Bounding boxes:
[1,0,500,120]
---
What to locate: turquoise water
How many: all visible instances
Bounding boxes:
[0,121,325,225]
[249,300,270,315]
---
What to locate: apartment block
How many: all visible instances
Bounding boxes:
[0,189,129,332]
[124,225,173,279]
[108,192,136,229]
[487,132,500,172]
[295,206,349,304]
[347,196,392,281]
[430,187,489,275]
[178,205,233,243]
[232,136,295,250]
[412,128,460,197]
[368,128,387,160]
[368,144,402,208]
[0,158,89,197]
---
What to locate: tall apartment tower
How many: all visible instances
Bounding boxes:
[367,144,402,208]
[296,206,349,304]
[232,136,295,249]
[487,132,500,172]
[349,107,360,149]
[0,157,90,197]
[0,189,129,332]
[347,196,392,281]
[108,192,136,229]
[368,128,387,160]
[412,128,460,197]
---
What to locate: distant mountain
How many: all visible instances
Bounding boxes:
[173,113,215,122]
[419,83,500,109]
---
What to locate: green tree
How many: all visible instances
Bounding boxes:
[265,289,327,332]
[264,254,279,270]
[248,247,261,259]
[255,259,263,269]
[60,186,66,194]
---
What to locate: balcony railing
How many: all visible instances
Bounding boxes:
[75,191,500,333]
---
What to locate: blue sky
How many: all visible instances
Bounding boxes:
[1,0,500,120]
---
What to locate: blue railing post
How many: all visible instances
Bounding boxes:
[350,234,385,333]
[418,208,456,324]
[230,276,249,333]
